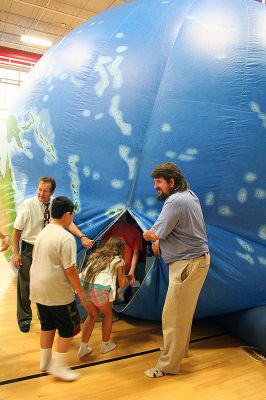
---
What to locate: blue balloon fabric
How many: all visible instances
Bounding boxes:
[215,305,266,353]
[1,0,266,320]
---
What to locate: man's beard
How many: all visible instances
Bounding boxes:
[156,188,175,201]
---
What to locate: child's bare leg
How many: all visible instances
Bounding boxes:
[99,302,116,353]
[82,303,98,343]
[40,329,55,348]
[57,336,73,353]
[40,330,55,371]
[78,303,97,359]
[49,312,81,382]
[99,302,113,341]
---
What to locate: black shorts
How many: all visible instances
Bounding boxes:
[36,301,77,338]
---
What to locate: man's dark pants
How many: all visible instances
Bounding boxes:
[17,241,33,326]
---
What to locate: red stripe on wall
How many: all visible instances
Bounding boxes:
[0,46,42,69]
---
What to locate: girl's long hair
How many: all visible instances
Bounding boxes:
[82,236,125,286]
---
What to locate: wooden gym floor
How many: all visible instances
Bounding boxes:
[0,252,265,399]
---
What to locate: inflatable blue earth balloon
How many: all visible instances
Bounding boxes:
[1,0,266,327]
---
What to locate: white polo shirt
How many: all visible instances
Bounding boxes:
[14,196,52,245]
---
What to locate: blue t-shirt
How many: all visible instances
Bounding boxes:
[152,190,209,264]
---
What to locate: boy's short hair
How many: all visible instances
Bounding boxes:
[51,196,74,219]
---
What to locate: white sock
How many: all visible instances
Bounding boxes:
[48,352,80,381]
[77,342,93,359]
[101,341,116,354]
[40,348,52,371]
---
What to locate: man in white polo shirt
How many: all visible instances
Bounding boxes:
[12,176,94,333]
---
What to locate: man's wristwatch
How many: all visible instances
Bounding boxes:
[79,234,87,239]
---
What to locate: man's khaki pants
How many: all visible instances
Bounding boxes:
[156,253,210,374]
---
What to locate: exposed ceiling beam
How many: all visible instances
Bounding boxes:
[0,0,130,56]
[0,17,66,39]
[13,0,94,21]
[108,0,128,7]
[0,40,44,53]
[0,33,45,53]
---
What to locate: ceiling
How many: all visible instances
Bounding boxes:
[0,0,129,55]
[1,0,265,57]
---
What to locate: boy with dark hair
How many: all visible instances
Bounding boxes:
[13,176,94,333]
[30,196,88,381]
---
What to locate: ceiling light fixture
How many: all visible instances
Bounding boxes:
[21,35,53,48]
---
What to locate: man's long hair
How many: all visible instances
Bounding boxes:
[81,236,125,287]
[151,162,190,192]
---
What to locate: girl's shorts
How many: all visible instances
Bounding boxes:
[87,286,110,307]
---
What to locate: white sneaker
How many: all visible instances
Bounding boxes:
[77,345,93,359]
[101,341,116,354]
[144,367,166,378]
[48,361,80,381]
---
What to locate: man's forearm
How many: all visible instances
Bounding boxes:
[68,222,83,238]
[68,222,94,249]
[12,229,21,255]
[0,231,8,240]
[0,233,9,252]
[143,229,159,242]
